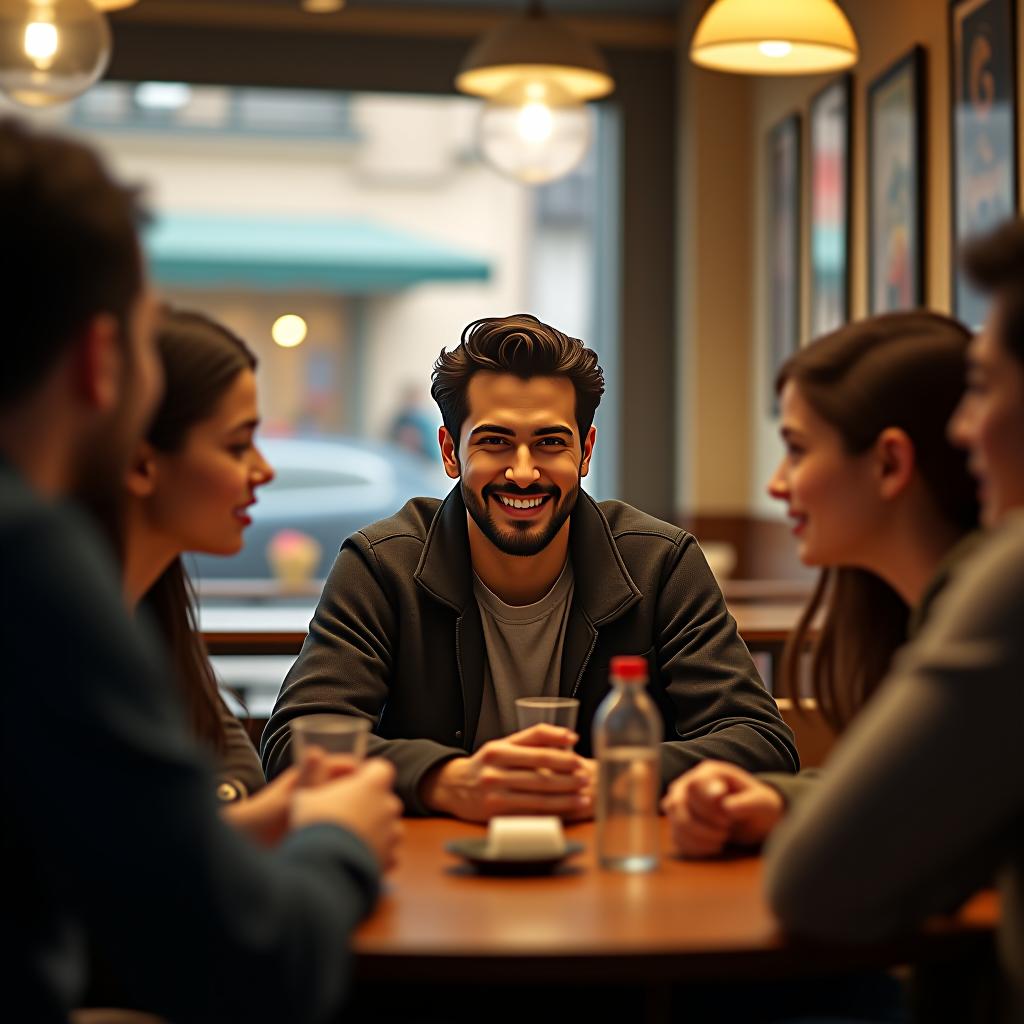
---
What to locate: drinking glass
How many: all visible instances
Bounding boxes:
[290,714,370,763]
[514,697,580,731]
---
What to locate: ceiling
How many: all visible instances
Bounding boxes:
[113,0,683,52]
[210,0,684,13]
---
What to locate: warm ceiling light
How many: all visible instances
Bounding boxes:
[456,1,611,185]
[301,0,345,12]
[272,314,308,349]
[0,0,112,107]
[690,0,858,76]
[455,1,613,102]
[90,1,139,9]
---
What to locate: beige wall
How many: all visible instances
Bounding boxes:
[749,0,959,516]
[678,0,1024,517]
[676,1,755,515]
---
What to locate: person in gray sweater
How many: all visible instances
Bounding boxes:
[764,220,1024,1021]
[662,310,978,856]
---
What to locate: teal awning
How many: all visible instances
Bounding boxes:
[144,214,491,292]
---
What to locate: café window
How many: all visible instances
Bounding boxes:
[18,82,621,711]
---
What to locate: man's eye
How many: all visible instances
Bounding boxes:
[479,437,509,446]
[537,437,568,447]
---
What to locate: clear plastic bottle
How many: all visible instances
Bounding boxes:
[592,654,661,872]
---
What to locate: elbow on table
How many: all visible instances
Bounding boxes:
[765,851,887,943]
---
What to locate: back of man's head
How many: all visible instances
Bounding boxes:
[431,313,605,444]
[0,118,146,411]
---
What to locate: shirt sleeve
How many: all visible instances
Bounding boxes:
[759,768,824,809]
[764,522,1024,941]
[4,509,379,1024]
[655,535,800,787]
[214,695,266,801]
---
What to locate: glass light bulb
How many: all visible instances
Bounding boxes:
[0,0,111,108]
[478,78,592,186]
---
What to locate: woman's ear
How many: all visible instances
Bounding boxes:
[874,427,916,501]
[125,441,159,499]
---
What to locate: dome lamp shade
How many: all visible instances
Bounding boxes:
[690,0,858,76]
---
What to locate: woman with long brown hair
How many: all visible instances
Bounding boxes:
[122,309,273,802]
[663,310,978,856]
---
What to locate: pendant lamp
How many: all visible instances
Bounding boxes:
[456,1,613,185]
[690,0,858,76]
[0,0,111,107]
[90,1,138,9]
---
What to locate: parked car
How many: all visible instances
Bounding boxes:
[187,435,451,583]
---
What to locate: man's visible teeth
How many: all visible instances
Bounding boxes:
[498,495,544,509]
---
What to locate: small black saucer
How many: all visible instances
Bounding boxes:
[445,838,585,876]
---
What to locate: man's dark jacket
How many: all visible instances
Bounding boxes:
[262,489,798,812]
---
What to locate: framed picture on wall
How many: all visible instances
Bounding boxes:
[950,0,1018,327]
[766,113,801,411]
[809,74,853,338]
[868,47,926,314]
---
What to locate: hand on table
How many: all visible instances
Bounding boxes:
[223,748,358,847]
[564,756,597,822]
[418,724,592,823]
[291,758,404,870]
[661,760,785,859]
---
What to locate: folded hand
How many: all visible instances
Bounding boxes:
[420,724,593,822]
[660,759,785,858]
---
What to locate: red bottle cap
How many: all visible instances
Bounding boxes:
[610,655,648,680]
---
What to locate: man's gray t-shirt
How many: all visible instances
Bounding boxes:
[473,560,575,748]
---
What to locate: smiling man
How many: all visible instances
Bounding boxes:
[262,315,798,819]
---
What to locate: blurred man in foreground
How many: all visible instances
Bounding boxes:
[0,117,400,1023]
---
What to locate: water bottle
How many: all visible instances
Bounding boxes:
[593,654,661,872]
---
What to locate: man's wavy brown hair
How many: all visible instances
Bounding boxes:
[431,314,605,444]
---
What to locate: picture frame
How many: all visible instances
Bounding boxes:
[766,112,801,410]
[950,0,1019,327]
[868,47,926,314]
[809,74,853,338]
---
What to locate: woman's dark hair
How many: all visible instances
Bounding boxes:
[963,218,1024,364]
[776,311,978,733]
[142,310,257,756]
[431,314,605,444]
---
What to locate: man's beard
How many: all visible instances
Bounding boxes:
[462,478,580,557]
[70,405,143,564]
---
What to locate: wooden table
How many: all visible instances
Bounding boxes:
[353,818,997,986]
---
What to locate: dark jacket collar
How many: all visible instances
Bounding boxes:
[414,486,642,625]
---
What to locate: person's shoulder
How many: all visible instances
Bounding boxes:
[0,476,109,588]
[957,514,1024,594]
[596,498,689,547]
[927,513,1024,635]
[0,481,157,691]
[354,495,445,549]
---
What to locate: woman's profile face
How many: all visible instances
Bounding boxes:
[948,311,1024,527]
[147,368,274,556]
[768,381,882,568]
